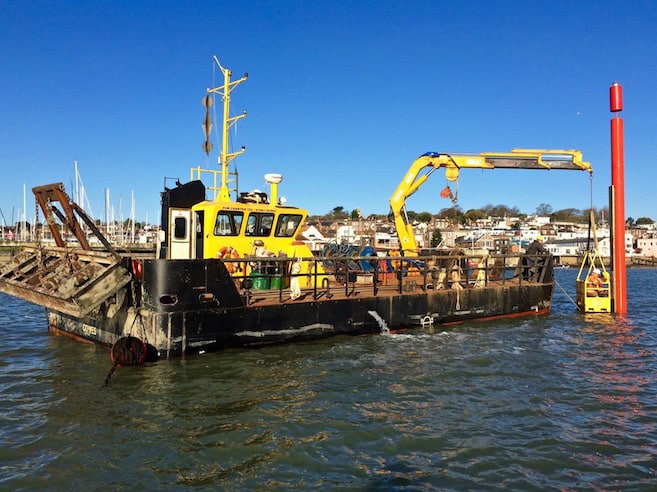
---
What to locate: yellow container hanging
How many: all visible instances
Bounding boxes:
[576,250,611,313]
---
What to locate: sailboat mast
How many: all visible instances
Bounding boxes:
[131,191,135,243]
[22,183,26,241]
[74,160,80,204]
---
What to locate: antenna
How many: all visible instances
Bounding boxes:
[205,57,248,201]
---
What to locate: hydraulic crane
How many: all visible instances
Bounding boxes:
[389,149,592,256]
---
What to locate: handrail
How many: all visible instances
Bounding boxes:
[220,252,553,302]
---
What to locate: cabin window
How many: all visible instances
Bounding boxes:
[275,214,303,237]
[173,217,187,239]
[213,211,244,236]
[245,213,275,236]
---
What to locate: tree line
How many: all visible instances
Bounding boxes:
[312,204,655,227]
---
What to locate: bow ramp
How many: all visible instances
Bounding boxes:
[0,183,132,317]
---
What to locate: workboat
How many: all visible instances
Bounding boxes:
[0,57,593,360]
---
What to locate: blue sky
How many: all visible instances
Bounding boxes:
[1,0,655,226]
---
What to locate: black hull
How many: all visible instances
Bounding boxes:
[47,256,554,357]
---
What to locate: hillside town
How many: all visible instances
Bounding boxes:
[300,211,657,265]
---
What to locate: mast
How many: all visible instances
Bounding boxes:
[204,56,248,202]
[131,191,135,243]
[105,188,110,239]
[74,160,80,204]
[22,183,26,241]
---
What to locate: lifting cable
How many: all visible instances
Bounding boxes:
[586,173,594,252]
[554,173,594,312]
[566,173,597,312]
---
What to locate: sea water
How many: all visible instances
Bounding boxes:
[1,268,656,490]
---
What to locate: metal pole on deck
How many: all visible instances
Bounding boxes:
[609,82,627,313]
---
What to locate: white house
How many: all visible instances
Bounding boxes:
[300,224,327,251]
[637,234,657,256]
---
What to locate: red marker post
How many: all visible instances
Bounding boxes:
[610,82,627,314]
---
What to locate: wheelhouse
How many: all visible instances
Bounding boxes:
[191,199,308,260]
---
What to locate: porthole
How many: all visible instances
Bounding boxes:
[159,294,178,305]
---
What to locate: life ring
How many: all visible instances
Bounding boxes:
[131,258,143,282]
[217,246,241,273]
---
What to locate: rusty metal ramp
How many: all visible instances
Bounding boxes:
[0,182,134,317]
[0,246,132,318]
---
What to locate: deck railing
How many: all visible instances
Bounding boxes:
[220,252,553,303]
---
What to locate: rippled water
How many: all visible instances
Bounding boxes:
[1,268,656,490]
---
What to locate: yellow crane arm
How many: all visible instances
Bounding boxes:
[389,149,592,255]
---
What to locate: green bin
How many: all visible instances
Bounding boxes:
[250,273,270,290]
[270,275,288,290]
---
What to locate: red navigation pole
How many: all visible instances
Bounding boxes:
[610,82,627,313]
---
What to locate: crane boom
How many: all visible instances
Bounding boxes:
[390,149,592,256]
